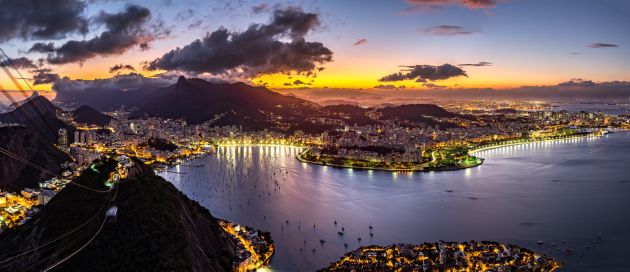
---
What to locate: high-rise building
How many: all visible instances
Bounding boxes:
[86,132,93,145]
[58,128,68,146]
[74,131,81,144]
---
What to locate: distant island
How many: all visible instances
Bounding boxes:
[320,241,560,271]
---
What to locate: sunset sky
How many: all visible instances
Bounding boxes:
[1,0,629,95]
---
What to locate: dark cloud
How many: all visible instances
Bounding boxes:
[557,78,596,87]
[353,38,368,46]
[424,25,474,36]
[458,61,492,67]
[31,68,61,85]
[53,72,171,95]
[51,73,174,109]
[282,79,630,106]
[37,5,163,65]
[175,8,197,21]
[404,0,500,11]
[587,43,619,48]
[145,7,333,78]
[423,83,447,88]
[569,52,581,55]
[0,0,88,41]
[188,20,203,30]
[380,64,468,82]
[461,0,498,9]
[252,3,269,14]
[109,64,136,74]
[28,42,56,53]
[293,79,305,85]
[139,42,150,51]
[0,57,37,69]
[373,84,398,89]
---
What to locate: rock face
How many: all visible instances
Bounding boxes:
[0,158,239,272]
[0,125,69,191]
[72,105,113,126]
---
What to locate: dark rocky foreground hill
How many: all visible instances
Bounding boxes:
[0,158,238,271]
[0,125,69,192]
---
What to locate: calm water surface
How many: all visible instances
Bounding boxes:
[160,132,630,271]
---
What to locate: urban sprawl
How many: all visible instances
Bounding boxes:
[1,100,628,270]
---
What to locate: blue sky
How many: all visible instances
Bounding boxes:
[1,0,628,91]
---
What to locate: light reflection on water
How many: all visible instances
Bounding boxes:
[160,133,630,271]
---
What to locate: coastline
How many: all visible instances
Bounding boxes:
[297,130,609,173]
[468,131,608,155]
[295,149,482,173]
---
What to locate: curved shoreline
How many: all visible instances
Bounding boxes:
[295,149,482,173]
[297,131,609,173]
[468,132,607,155]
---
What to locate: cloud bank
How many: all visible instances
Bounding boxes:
[404,0,502,11]
[109,64,136,74]
[353,38,368,46]
[0,0,88,42]
[145,7,333,78]
[32,68,61,85]
[29,5,165,65]
[424,25,474,36]
[0,57,37,69]
[458,61,492,67]
[279,79,630,106]
[587,43,619,48]
[52,72,170,98]
[380,64,468,82]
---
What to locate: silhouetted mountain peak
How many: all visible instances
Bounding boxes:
[136,78,312,125]
[8,94,56,113]
[73,105,113,126]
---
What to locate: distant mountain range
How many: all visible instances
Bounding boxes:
[54,77,460,131]
[135,76,316,126]
[72,105,113,126]
[0,158,238,271]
